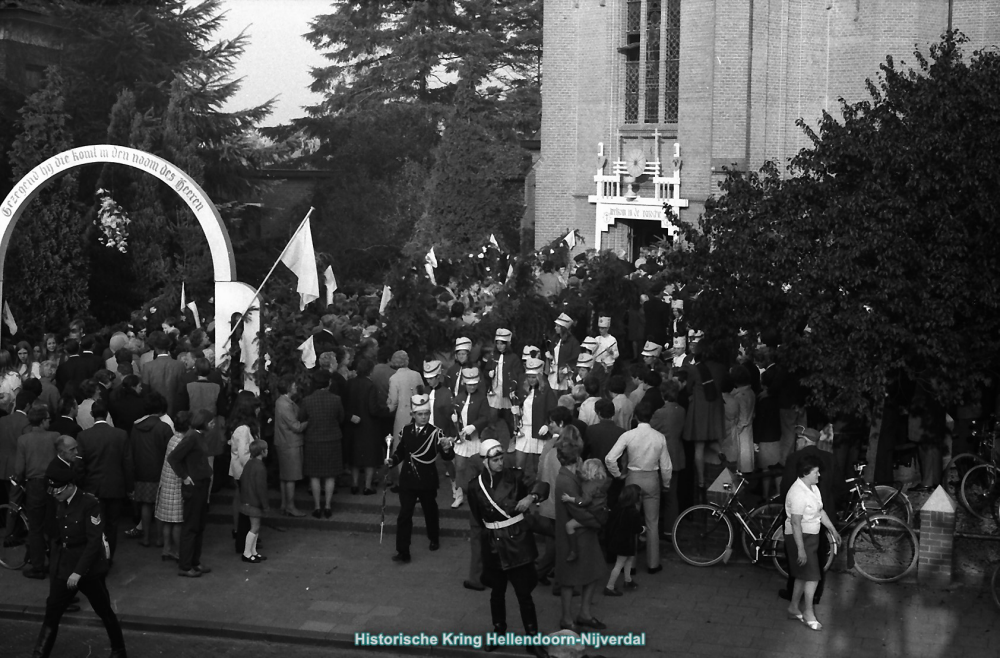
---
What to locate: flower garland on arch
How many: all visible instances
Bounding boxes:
[95,188,131,253]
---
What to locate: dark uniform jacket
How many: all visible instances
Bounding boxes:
[77,421,129,499]
[484,351,524,400]
[52,489,109,580]
[521,386,559,438]
[427,386,457,437]
[453,389,494,440]
[388,422,454,491]
[468,468,550,571]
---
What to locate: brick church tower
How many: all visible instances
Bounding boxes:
[535,0,1000,257]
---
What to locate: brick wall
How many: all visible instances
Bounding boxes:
[537,0,1000,249]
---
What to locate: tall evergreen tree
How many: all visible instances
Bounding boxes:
[6,69,90,333]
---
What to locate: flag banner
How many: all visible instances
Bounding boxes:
[563,230,577,249]
[186,301,201,328]
[379,285,393,315]
[298,335,316,369]
[180,282,186,311]
[324,266,337,307]
[424,247,438,285]
[2,301,16,335]
[279,216,320,310]
[489,234,500,249]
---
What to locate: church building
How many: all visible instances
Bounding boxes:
[534,0,1000,257]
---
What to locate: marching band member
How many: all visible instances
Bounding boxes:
[512,358,559,484]
[453,367,493,504]
[593,316,619,371]
[385,392,455,564]
[468,438,550,657]
[547,313,579,395]
[422,360,462,508]
[484,328,523,452]
[445,337,474,397]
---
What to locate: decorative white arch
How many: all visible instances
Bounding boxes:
[0,144,256,373]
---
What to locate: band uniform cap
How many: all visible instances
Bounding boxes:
[688,329,705,342]
[422,360,442,378]
[554,313,573,329]
[410,393,430,412]
[461,367,481,383]
[494,328,513,342]
[577,353,595,369]
[597,316,611,328]
[46,458,76,487]
[641,341,663,358]
[455,337,473,352]
[521,345,540,359]
[672,336,687,350]
[480,438,503,458]
[580,336,597,352]
[524,357,545,375]
[671,299,684,310]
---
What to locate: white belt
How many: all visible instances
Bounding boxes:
[484,514,524,530]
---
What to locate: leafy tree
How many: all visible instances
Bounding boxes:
[5,69,90,333]
[668,33,1000,417]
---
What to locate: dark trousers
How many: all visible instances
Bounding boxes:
[99,498,124,560]
[784,531,830,601]
[396,488,439,556]
[25,479,48,572]
[484,561,538,632]
[44,572,124,651]
[533,516,556,579]
[179,479,210,571]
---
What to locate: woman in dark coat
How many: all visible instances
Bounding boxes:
[298,371,345,518]
[682,342,729,488]
[345,358,390,495]
[554,429,607,631]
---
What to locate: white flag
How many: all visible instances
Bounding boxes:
[2,302,16,335]
[563,230,577,249]
[489,234,499,249]
[186,301,201,328]
[180,282,186,311]
[324,266,337,307]
[379,285,393,315]
[424,247,438,285]
[279,216,320,310]
[298,335,316,369]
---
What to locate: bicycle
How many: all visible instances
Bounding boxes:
[673,463,919,583]
[944,416,1000,519]
[0,477,30,570]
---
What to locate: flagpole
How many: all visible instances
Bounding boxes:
[220,207,314,351]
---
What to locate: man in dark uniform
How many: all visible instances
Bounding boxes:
[386,392,454,563]
[467,438,550,657]
[31,458,126,658]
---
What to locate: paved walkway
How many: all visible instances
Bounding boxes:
[2,488,998,658]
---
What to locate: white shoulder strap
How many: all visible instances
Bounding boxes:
[477,473,511,519]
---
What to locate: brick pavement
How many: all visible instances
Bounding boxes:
[2,493,999,658]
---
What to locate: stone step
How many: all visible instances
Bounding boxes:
[211,488,470,521]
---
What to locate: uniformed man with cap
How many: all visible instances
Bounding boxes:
[385,393,455,563]
[31,458,126,658]
[467,438,550,657]
[547,313,579,394]
[423,360,461,508]
[445,337,474,397]
[484,328,523,451]
[574,353,595,386]
[641,340,666,371]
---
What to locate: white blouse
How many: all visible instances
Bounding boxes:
[784,477,824,535]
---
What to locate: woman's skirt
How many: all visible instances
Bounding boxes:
[134,481,159,504]
[785,531,821,581]
[303,440,342,478]
[277,445,303,481]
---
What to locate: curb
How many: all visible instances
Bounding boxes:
[0,605,528,657]
[204,512,470,538]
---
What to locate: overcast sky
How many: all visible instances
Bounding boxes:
[216,0,330,126]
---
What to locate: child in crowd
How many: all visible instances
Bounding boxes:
[603,484,644,596]
[239,440,270,563]
[561,458,610,562]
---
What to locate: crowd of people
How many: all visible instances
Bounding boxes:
[0,269,951,656]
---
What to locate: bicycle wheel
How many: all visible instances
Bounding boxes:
[672,505,734,567]
[769,526,837,579]
[740,501,783,563]
[991,563,1000,611]
[863,485,913,526]
[848,514,918,583]
[0,504,29,570]
[944,453,985,499]
[960,464,1000,520]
